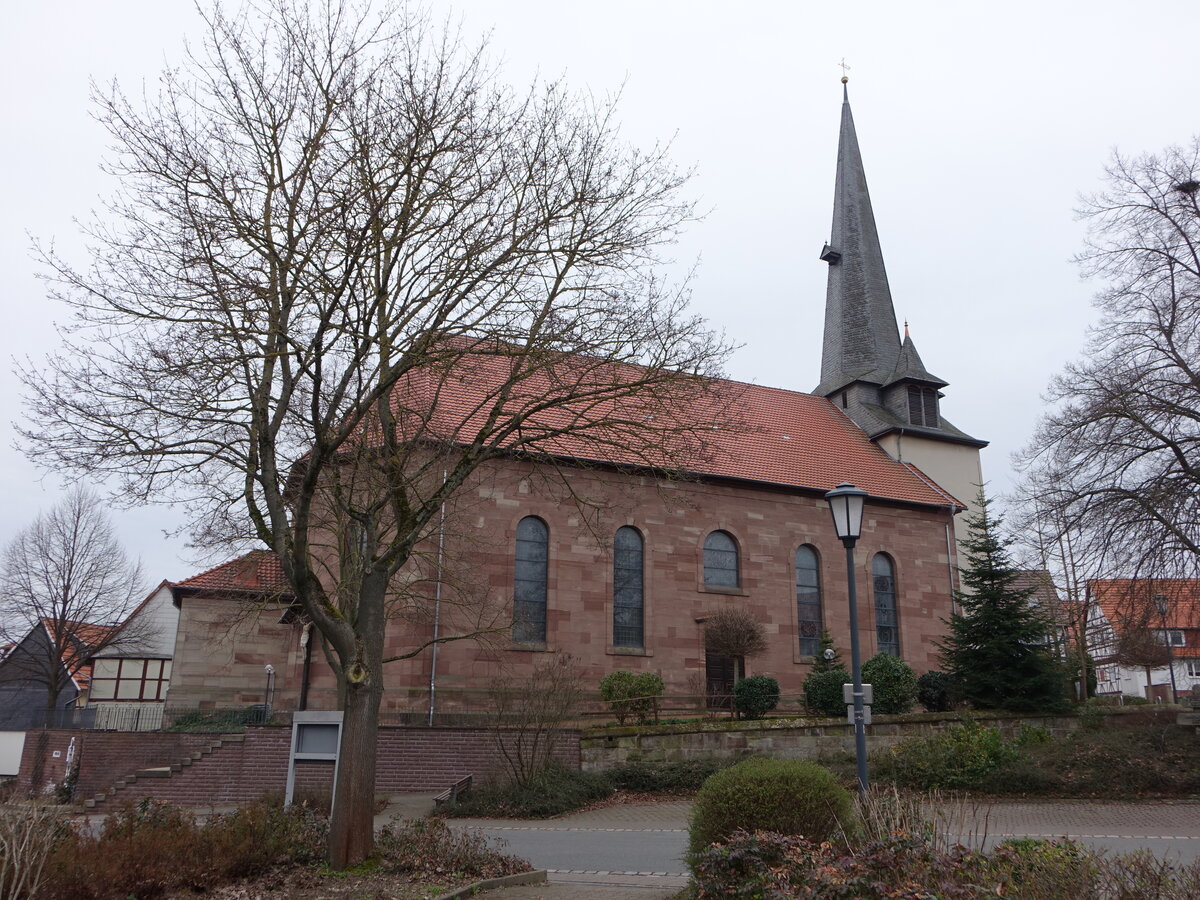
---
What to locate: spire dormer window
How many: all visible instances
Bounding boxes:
[907,386,939,428]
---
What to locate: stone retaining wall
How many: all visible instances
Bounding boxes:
[579,711,1084,770]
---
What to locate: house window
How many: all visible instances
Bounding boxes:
[872,553,899,656]
[513,516,549,643]
[1161,629,1186,648]
[795,546,822,657]
[703,531,739,588]
[1185,659,1200,677]
[907,386,939,428]
[613,526,644,648]
[89,658,172,702]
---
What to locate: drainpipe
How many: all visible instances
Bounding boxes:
[945,519,958,611]
[427,477,448,727]
[298,624,313,711]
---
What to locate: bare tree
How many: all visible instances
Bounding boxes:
[1008,483,1109,701]
[1017,138,1200,581]
[0,488,145,718]
[19,1,729,866]
[703,607,768,674]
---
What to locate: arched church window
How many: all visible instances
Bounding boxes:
[795,546,822,656]
[703,531,739,588]
[513,516,548,643]
[872,553,899,656]
[613,526,644,648]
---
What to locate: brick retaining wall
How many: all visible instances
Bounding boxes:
[19,725,581,807]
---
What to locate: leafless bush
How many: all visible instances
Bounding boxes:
[488,654,581,787]
[0,802,64,900]
[851,785,984,856]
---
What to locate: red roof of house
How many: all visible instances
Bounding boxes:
[39,619,117,691]
[1089,579,1200,632]
[380,347,962,509]
[174,550,292,597]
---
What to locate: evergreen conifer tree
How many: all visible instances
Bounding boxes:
[938,492,1067,712]
[810,629,844,673]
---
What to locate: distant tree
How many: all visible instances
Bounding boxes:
[0,488,145,716]
[1109,596,1171,699]
[1017,139,1200,581]
[1010,475,1113,703]
[809,629,843,673]
[937,492,1066,713]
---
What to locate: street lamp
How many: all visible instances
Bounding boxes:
[825,481,869,793]
[1154,594,1178,703]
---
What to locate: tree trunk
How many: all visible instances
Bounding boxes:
[327,675,383,869]
[326,569,388,870]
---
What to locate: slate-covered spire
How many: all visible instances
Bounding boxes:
[815,80,902,396]
[892,332,946,387]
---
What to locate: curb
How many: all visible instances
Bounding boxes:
[439,869,547,898]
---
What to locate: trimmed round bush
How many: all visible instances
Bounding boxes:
[861,652,917,714]
[687,758,854,865]
[733,675,780,719]
[916,670,956,712]
[804,667,849,717]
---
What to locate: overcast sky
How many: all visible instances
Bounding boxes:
[2,0,1198,585]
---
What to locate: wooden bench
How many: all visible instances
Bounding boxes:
[434,774,472,807]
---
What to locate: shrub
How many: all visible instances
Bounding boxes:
[607,758,729,793]
[872,719,1019,790]
[40,798,326,899]
[0,802,64,900]
[733,675,780,719]
[598,670,664,725]
[376,817,531,880]
[687,758,854,864]
[861,652,917,714]
[804,666,849,717]
[981,838,1099,899]
[916,669,958,712]
[693,829,981,899]
[164,706,268,732]
[1078,697,1110,730]
[444,765,612,818]
[694,830,1200,900]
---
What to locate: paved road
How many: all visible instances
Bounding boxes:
[955,798,1200,862]
[455,800,691,892]
[438,796,1200,898]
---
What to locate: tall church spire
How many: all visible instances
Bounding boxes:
[816,79,902,395]
[814,81,984,452]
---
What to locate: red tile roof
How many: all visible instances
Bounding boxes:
[174,550,292,596]
[1089,579,1200,632]
[39,619,117,691]
[381,347,962,509]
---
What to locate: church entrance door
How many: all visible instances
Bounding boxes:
[705,651,743,709]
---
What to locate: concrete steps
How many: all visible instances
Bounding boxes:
[83,733,245,810]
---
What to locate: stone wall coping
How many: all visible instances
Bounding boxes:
[579,707,1139,741]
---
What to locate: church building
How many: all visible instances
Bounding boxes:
[162,84,986,717]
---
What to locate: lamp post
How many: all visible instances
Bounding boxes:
[825,481,869,794]
[1154,594,1178,703]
